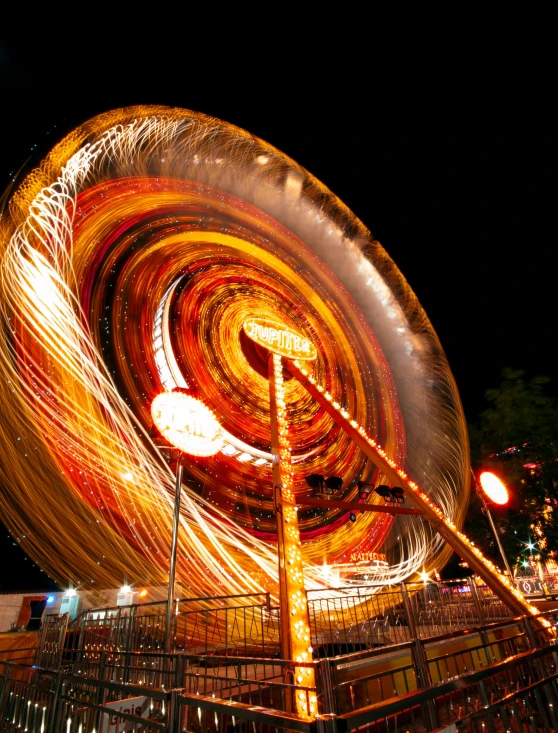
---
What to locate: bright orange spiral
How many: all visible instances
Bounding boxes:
[0,106,470,598]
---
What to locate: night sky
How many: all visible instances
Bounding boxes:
[0,42,553,591]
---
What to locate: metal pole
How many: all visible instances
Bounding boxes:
[482,496,515,581]
[165,457,183,654]
[267,353,291,665]
[470,469,515,582]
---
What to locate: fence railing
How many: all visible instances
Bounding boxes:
[0,661,173,733]
[3,636,558,732]
[306,579,514,655]
[335,643,558,732]
[3,580,558,731]
[37,591,275,672]
[174,593,278,655]
[32,579,525,673]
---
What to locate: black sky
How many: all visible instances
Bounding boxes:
[0,42,554,590]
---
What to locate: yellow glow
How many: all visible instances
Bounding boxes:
[0,105,474,645]
[272,354,316,718]
[479,471,509,505]
[244,318,317,361]
[151,392,223,456]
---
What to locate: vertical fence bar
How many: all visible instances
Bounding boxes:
[400,582,418,640]
[0,661,11,716]
[47,668,63,733]
[56,613,70,671]
[522,616,538,648]
[316,658,336,715]
[469,579,486,626]
[411,638,439,730]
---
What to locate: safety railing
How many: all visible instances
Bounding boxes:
[324,615,546,715]
[36,591,275,676]
[2,631,558,732]
[4,581,557,731]
[306,579,514,654]
[19,577,555,682]
[336,643,558,732]
[173,593,278,656]
[182,653,318,714]
[0,660,173,733]
[33,580,525,673]
[174,691,316,732]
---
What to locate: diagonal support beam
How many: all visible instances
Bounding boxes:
[286,358,554,637]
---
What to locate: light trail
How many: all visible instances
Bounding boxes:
[0,106,470,604]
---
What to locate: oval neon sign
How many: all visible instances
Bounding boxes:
[151,392,224,456]
[243,318,317,361]
[479,471,509,505]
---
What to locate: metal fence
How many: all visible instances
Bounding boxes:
[0,662,172,733]
[306,579,514,654]
[2,581,558,731]
[324,615,546,715]
[27,580,513,671]
[174,593,278,655]
[36,591,276,674]
[3,632,558,731]
[34,580,519,672]
[336,643,558,732]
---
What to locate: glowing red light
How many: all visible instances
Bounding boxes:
[479,471,509,505]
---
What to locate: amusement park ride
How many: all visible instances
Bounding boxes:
[2,105,555,725]
[151,315,555,719]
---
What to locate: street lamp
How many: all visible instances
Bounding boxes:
[151,389,223,653]
[472,469,514,581]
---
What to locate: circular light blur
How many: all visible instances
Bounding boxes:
[479,471,509,505]
[151,392,223,456]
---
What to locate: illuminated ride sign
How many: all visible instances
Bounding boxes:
[151,391,224,457]
[349,551,387,564]
[479,471,509,505]
[243,318,317,361]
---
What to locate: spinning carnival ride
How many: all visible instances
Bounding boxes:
[0,106,534,626]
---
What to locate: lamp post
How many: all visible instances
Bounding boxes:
[165,454,183,655]
[151,390,223,654]
[472,468,514,582]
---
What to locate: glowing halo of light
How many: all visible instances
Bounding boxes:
[243,318,318,361]
[151,391,224,457]
[0,105,471,602]
[479,471,509,505]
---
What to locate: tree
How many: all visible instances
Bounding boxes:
[465,368,558,573]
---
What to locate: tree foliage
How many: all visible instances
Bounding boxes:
[464,368,558,573]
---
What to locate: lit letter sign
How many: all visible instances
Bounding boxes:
[349,551,387,563]
[243,318,317,361]
[151,392,224,457]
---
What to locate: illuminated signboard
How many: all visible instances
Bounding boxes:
[151,392,223,456]
[479,471,509,505]
[349,551,387,564]
[243,318,317,361]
